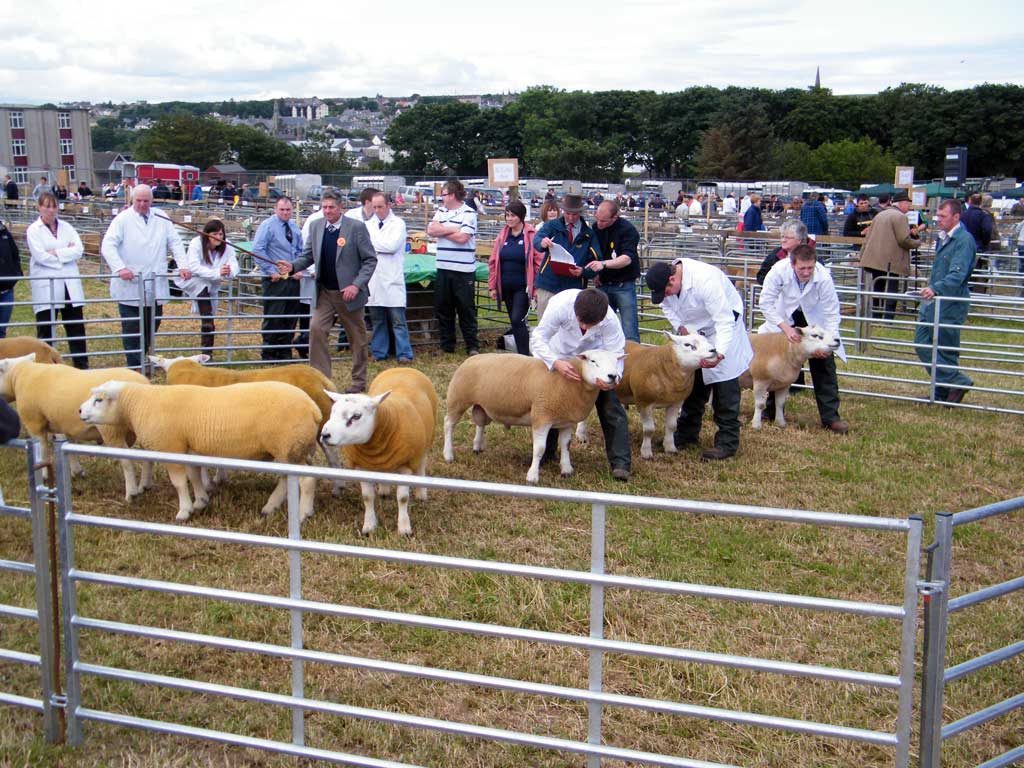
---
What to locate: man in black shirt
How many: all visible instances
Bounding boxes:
[842,194,876,247]
[587,201,641,342]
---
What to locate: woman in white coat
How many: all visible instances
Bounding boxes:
[175,219,239,358]
[27,191,88,368]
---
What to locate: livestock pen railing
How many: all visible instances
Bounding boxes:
[0,439,59,741]
[44,441,926,768]
[919,499,1024,768]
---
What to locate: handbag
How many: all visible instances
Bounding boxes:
[0,225,23,293]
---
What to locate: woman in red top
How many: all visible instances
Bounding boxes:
[488,201,540,355]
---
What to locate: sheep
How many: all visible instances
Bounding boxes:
[320,368,438,536]
[149,354,341,488]
[443,350,622,484]
[0,336,63,364]
[617,334,718,459]
[0,354,152,498]
[738,326,840,429]
[79,380,321,523]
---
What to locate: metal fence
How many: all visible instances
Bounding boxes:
[919,498,1024,768]
[0,439,59,741]
[42,440,927,768]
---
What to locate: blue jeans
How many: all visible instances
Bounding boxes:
[118,302,163,370]
[599,280,640,342]
[0,288,13,338]
[368,306,414,361]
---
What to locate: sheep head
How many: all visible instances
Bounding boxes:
[577,349,623,389]
[320,389,392,446]
[666,333,718,369]
[795,326,840,357]
[149,354,210,372]
[79,380,129,425]
[0,353,37,401]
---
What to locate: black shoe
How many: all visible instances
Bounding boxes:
[673,434,699,448]
[944,388,968,406]
[611,467,630,482]
[701,447,735,461]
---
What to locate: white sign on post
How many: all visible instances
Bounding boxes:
[487,158,519,187]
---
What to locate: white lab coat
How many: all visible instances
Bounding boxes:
[366,211,408,307]
[26,217,85,313]
[100,208,185,305]
[688,199,702,217]
[174,236,240,314]
[658,258,753,383]
[757,258,847,362]
[530,288,625,376]
[722,197,737,215]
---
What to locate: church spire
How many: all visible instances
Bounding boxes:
[814,66,821,90]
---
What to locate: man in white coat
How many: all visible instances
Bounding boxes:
[758,243,848,433]
[367,192,413,362]
[100,184,187,369]
[531,287,631,481]
[645,258,753,460]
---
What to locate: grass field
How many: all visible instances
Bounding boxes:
[0,270,1021,768]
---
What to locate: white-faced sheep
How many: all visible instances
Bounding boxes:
[149,354,342,488]
[80,380,321,522]
[0,337,63,364]
[320,367,438,536]
[617,333,718,459]
[0,354,152,497]
[443,350,622,484]
[738,326,840,429]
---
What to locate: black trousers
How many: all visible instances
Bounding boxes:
[118,302,163,370]
[501,284,531,356]
[864,268,901,320]
[434,269,478,352]
[261,277,302,361]
[195,288,215,357]
[35,290,88,369]
[674,372,741,455]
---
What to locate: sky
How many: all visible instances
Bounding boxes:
[2,0,1021,104]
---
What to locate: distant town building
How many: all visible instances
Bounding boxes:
[92,150,132,184]
[1,104,94,186]
[283,98,329,121]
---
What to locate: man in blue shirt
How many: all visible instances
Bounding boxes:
[252,196,304,361]
[800,192,830,237]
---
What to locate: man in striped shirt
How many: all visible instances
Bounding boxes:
[427,179,479,355]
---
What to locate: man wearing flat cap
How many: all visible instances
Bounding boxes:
[645,259,753,461]
[532,194,600,319]
[858,189,921,319]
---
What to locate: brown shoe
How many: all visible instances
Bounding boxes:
[945,389,968,406]
[824,420,849,434]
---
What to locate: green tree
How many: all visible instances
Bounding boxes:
[223,125,298,170]
[91,116,136,152]
[804,137,897,185]
[298,131,350,174]
[132,113,227,167]
[694,103,776,179]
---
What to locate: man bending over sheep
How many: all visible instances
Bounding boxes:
[758,244,848,433]
[531,287,631,481]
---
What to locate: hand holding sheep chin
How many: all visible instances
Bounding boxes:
[699,354,724,369]
[781,324,802,344]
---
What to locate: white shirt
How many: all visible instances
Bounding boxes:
[740,195,752,215]
[531,289,625,376]
[689,199,702,217]
[344,206,372,223]
[432,202,478,273]
[174,235,240,312]
[367,211,408,307]
[101,208,185,305]
[26,217,85,313]
[658,258,753,383]
[758,258,847,361]
[722,197,737,215]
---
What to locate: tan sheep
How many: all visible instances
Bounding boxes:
[0,337,63,364]
[0,354,151,498]
[150,354,341,487]
[321,368,438,536]
[443,350,622,483]
[80,380,321,523]
[738,326,840,429]
[617,333,718,459]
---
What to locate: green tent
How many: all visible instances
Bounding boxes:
[995,186,1024,199]
[856,181,965,199]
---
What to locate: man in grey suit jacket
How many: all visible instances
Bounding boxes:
[279,188,377,390]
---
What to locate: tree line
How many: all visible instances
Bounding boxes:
[385,83,1024,185]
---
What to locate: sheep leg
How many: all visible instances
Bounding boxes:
[139,461,154,490]
[574,420,589,445]
[558,427,574,478]
[442,411,464,463]
[639,405,656,459]
[167,464,194,522]
[663,403,682,454]
[527,424,552,483]
[120,460,140,500]
[774,386,790,428]
[471,405,490,454]
[359,481,378,535]
[414,454,429,501]
[752,382,769,430]
[261,478,288,517]
[68,453,85,478]
[187,466,209,511]
[298,476,316,522]
[393,467,414,536]
[378,483,394,497]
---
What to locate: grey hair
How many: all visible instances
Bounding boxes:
[320,187,343,204]
[779,219,807,241]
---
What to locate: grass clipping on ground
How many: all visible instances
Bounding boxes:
[0,342,1021,768]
